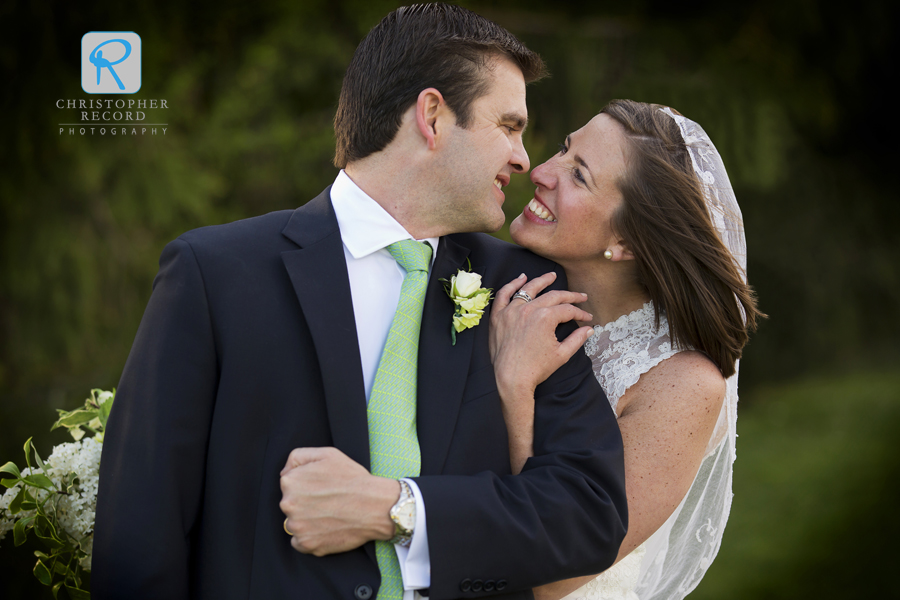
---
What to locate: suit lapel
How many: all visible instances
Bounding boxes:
[281,188,370,470]
[417,235,480,475]
[281,195,480,474]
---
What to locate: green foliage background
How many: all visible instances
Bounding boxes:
[1,0,897,596]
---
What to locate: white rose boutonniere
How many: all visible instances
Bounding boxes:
[441,266,493,345]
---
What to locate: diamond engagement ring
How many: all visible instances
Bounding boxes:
[512,290,533,303]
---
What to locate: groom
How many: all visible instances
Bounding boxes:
[92,4,627,599]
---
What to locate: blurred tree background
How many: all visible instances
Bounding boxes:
[1,0,897,597]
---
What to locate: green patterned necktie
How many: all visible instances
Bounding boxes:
[368,239,432,600]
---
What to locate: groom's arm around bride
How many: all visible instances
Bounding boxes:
[91,5,628,599]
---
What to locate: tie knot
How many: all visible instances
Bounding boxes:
[387,240,432,274]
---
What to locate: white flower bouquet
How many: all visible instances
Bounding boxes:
[1,388,115,600]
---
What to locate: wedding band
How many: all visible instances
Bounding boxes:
[512,290,533,303]
[284,518,293,536]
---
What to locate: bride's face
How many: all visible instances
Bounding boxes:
[510,113,629,266]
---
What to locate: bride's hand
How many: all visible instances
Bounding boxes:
[490,272,595,397]
[490,272,594,472]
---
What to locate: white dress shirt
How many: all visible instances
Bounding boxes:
[330,170,434,597]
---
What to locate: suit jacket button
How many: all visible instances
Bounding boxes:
[460,579,473,592]
[483,580,496,592]
[472,579,484,592]
[496,579,508,591]
[354,584,373,599]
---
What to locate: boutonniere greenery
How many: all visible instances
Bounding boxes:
[440,264,492,345]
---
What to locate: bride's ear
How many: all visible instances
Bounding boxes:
[607,240,635,262]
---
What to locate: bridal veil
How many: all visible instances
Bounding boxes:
[632,108,746,599]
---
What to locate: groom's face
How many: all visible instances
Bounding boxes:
[430,56,530,234]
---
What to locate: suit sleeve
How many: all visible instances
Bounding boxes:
[415,322,628,599]
[92,238,218,600]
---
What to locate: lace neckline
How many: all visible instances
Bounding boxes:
[583,300,678,411]
[591,301,656,336]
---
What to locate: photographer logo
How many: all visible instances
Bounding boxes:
[81,32,141,94]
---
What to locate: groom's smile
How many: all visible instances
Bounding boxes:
[432,56,530,234]
[492,174,510,203]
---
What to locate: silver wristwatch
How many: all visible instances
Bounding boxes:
[388,480,416,547]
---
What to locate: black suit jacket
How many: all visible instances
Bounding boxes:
[92,188,627,600]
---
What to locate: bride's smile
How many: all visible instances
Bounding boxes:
[511,114,631,268]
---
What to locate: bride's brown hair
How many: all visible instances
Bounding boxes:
[601,99,762,378]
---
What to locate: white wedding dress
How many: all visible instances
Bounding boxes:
[560,300,736,600]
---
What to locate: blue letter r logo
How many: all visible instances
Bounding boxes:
[82,32,141,94]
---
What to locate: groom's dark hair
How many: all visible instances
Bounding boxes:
[333,3,546,168]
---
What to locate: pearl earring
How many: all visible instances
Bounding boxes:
[604,250,613,260]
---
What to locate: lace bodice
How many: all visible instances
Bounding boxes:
[583,302,679,414]
[561,302,679,600]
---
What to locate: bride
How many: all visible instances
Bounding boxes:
[490,100,762,599]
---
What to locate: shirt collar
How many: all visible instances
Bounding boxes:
[331,170,439,263]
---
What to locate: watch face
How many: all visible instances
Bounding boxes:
[396,501,416,531]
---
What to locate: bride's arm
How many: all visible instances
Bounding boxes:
[607,352,725,560]
[532,353,726,599]
[491,276,726,600]
[490,273,595,473]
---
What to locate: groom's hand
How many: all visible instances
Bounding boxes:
[279,447,399,556]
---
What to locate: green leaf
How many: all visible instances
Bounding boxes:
[34,514,52,535]
[32,444,46,472]
[38,534,65,550]
[51,410,97,430]
[2,477,21,488]
[52,580,63,599]
[1,461,21,479]
[34,550,50,560]
[19,486,39,511]
[64,584,91,600]
[34,516,65,549]
[69,427,85,442]
[98,391,114,427]
[23,473,55,489]
[23,437,34,469]
[34,559,52,586]
[13,515,34,546]
[9,485,26,514]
